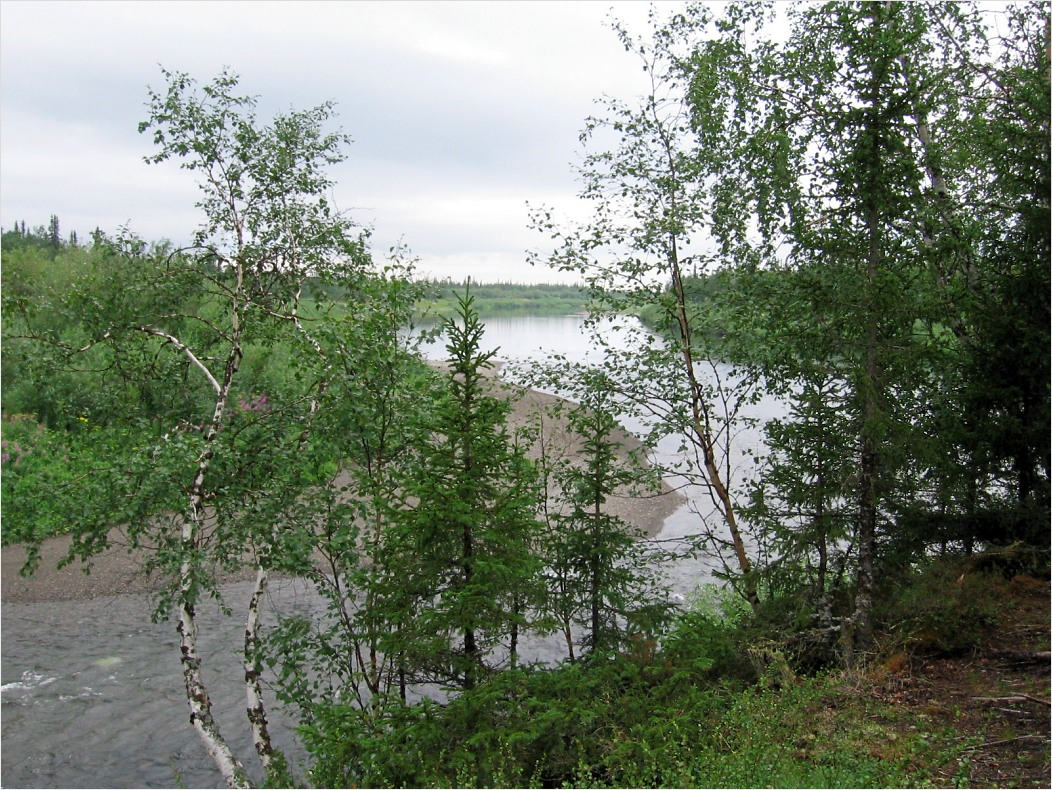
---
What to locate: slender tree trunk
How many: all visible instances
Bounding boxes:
[854,27,887,650]
[398,650,407,704]
[856,412,878,650]
[178,338,249,787]
[670,256,759,609]
[815,510,829,600]
[853,207,882,652]
[509,592,520,669]
[244,566,275,773]
[590,499,602,652]
[179,509,250,787]
[462,518,478,691]
[814,393,829,598]
[648,91,759,609]
[178,596,249,788]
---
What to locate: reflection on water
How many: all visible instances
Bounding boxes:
[409,312,607,363]
[2,315,783,789]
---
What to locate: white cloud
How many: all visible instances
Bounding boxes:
[1,0,670,282]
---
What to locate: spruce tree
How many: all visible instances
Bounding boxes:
[538,367,669,659]
[376,288,542,691]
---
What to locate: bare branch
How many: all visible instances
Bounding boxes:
[137,326,221,395]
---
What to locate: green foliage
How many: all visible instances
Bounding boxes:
[370,289,545,691]
[527,4,767,609]
[304,637,953,789]
[531,364,671,660]
[1,214,78,257]
[2,239,223,429]
[0,67,407,784]
[942,2,1051,517]
[657,585,752,675]
[4,7,1048,783]
[1,413,75,546]
[874,557,1012,657]
[259,272,438,722]
[634,0,1052,652]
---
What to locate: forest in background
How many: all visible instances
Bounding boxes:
[416,279,591,317]
[2,1,1049,788]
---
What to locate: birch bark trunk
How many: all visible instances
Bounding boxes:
[177,330,251,787]
[670,253,759,610]
[244,566,275,772]
[178,597,250,787]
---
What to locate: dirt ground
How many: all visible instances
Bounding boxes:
[868,574,1051,788]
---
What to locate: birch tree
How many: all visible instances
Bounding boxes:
[259,279,435,720]
[528,5,766,608]
[4,68,378,786]
[663,1,971,651]
[669,0,1047,652]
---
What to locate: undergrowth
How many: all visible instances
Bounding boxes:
[300,563,1039,789]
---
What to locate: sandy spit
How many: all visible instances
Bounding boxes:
[2,379,681,604]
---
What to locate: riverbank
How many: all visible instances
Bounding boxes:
[2,378,682,605]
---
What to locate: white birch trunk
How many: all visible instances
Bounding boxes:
[176,338,252,787]
[244,566,275,773]
[178,587,250,788]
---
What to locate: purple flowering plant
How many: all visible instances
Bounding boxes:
[1,413,46,468]
[238,393,270,414]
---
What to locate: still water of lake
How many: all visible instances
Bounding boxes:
[1,315,781,788]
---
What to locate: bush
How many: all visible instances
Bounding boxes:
[302,581,944,789]
[304,653,945,789]
[1,413,74,545]
[874,557,1011,656]
[660,585,756,683]
[302,659,727,789]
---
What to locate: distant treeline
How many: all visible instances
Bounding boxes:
[2,215,91,252]
[0,221,591,318]
[418,278,590,317]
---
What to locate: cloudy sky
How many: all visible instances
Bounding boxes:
[0,1,678,283]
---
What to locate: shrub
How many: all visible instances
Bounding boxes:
[1,413,74,545]
[874,556,1011,656]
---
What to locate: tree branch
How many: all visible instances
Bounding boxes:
[137,326,221,395]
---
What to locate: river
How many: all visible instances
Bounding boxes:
[1,314,783,788]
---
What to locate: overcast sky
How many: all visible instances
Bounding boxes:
[0,0,681,284]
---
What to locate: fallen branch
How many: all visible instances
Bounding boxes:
[1021,693,1052,707]
[962,734,1048,751]
[986,649,1051,665]
[972,694,1051,706]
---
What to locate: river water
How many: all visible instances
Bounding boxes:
[1,314,782,788]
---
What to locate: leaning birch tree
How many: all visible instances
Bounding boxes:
[667,0,1044,652]
[528,6,765,607]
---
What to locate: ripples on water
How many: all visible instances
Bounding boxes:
[1,584,307,788]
